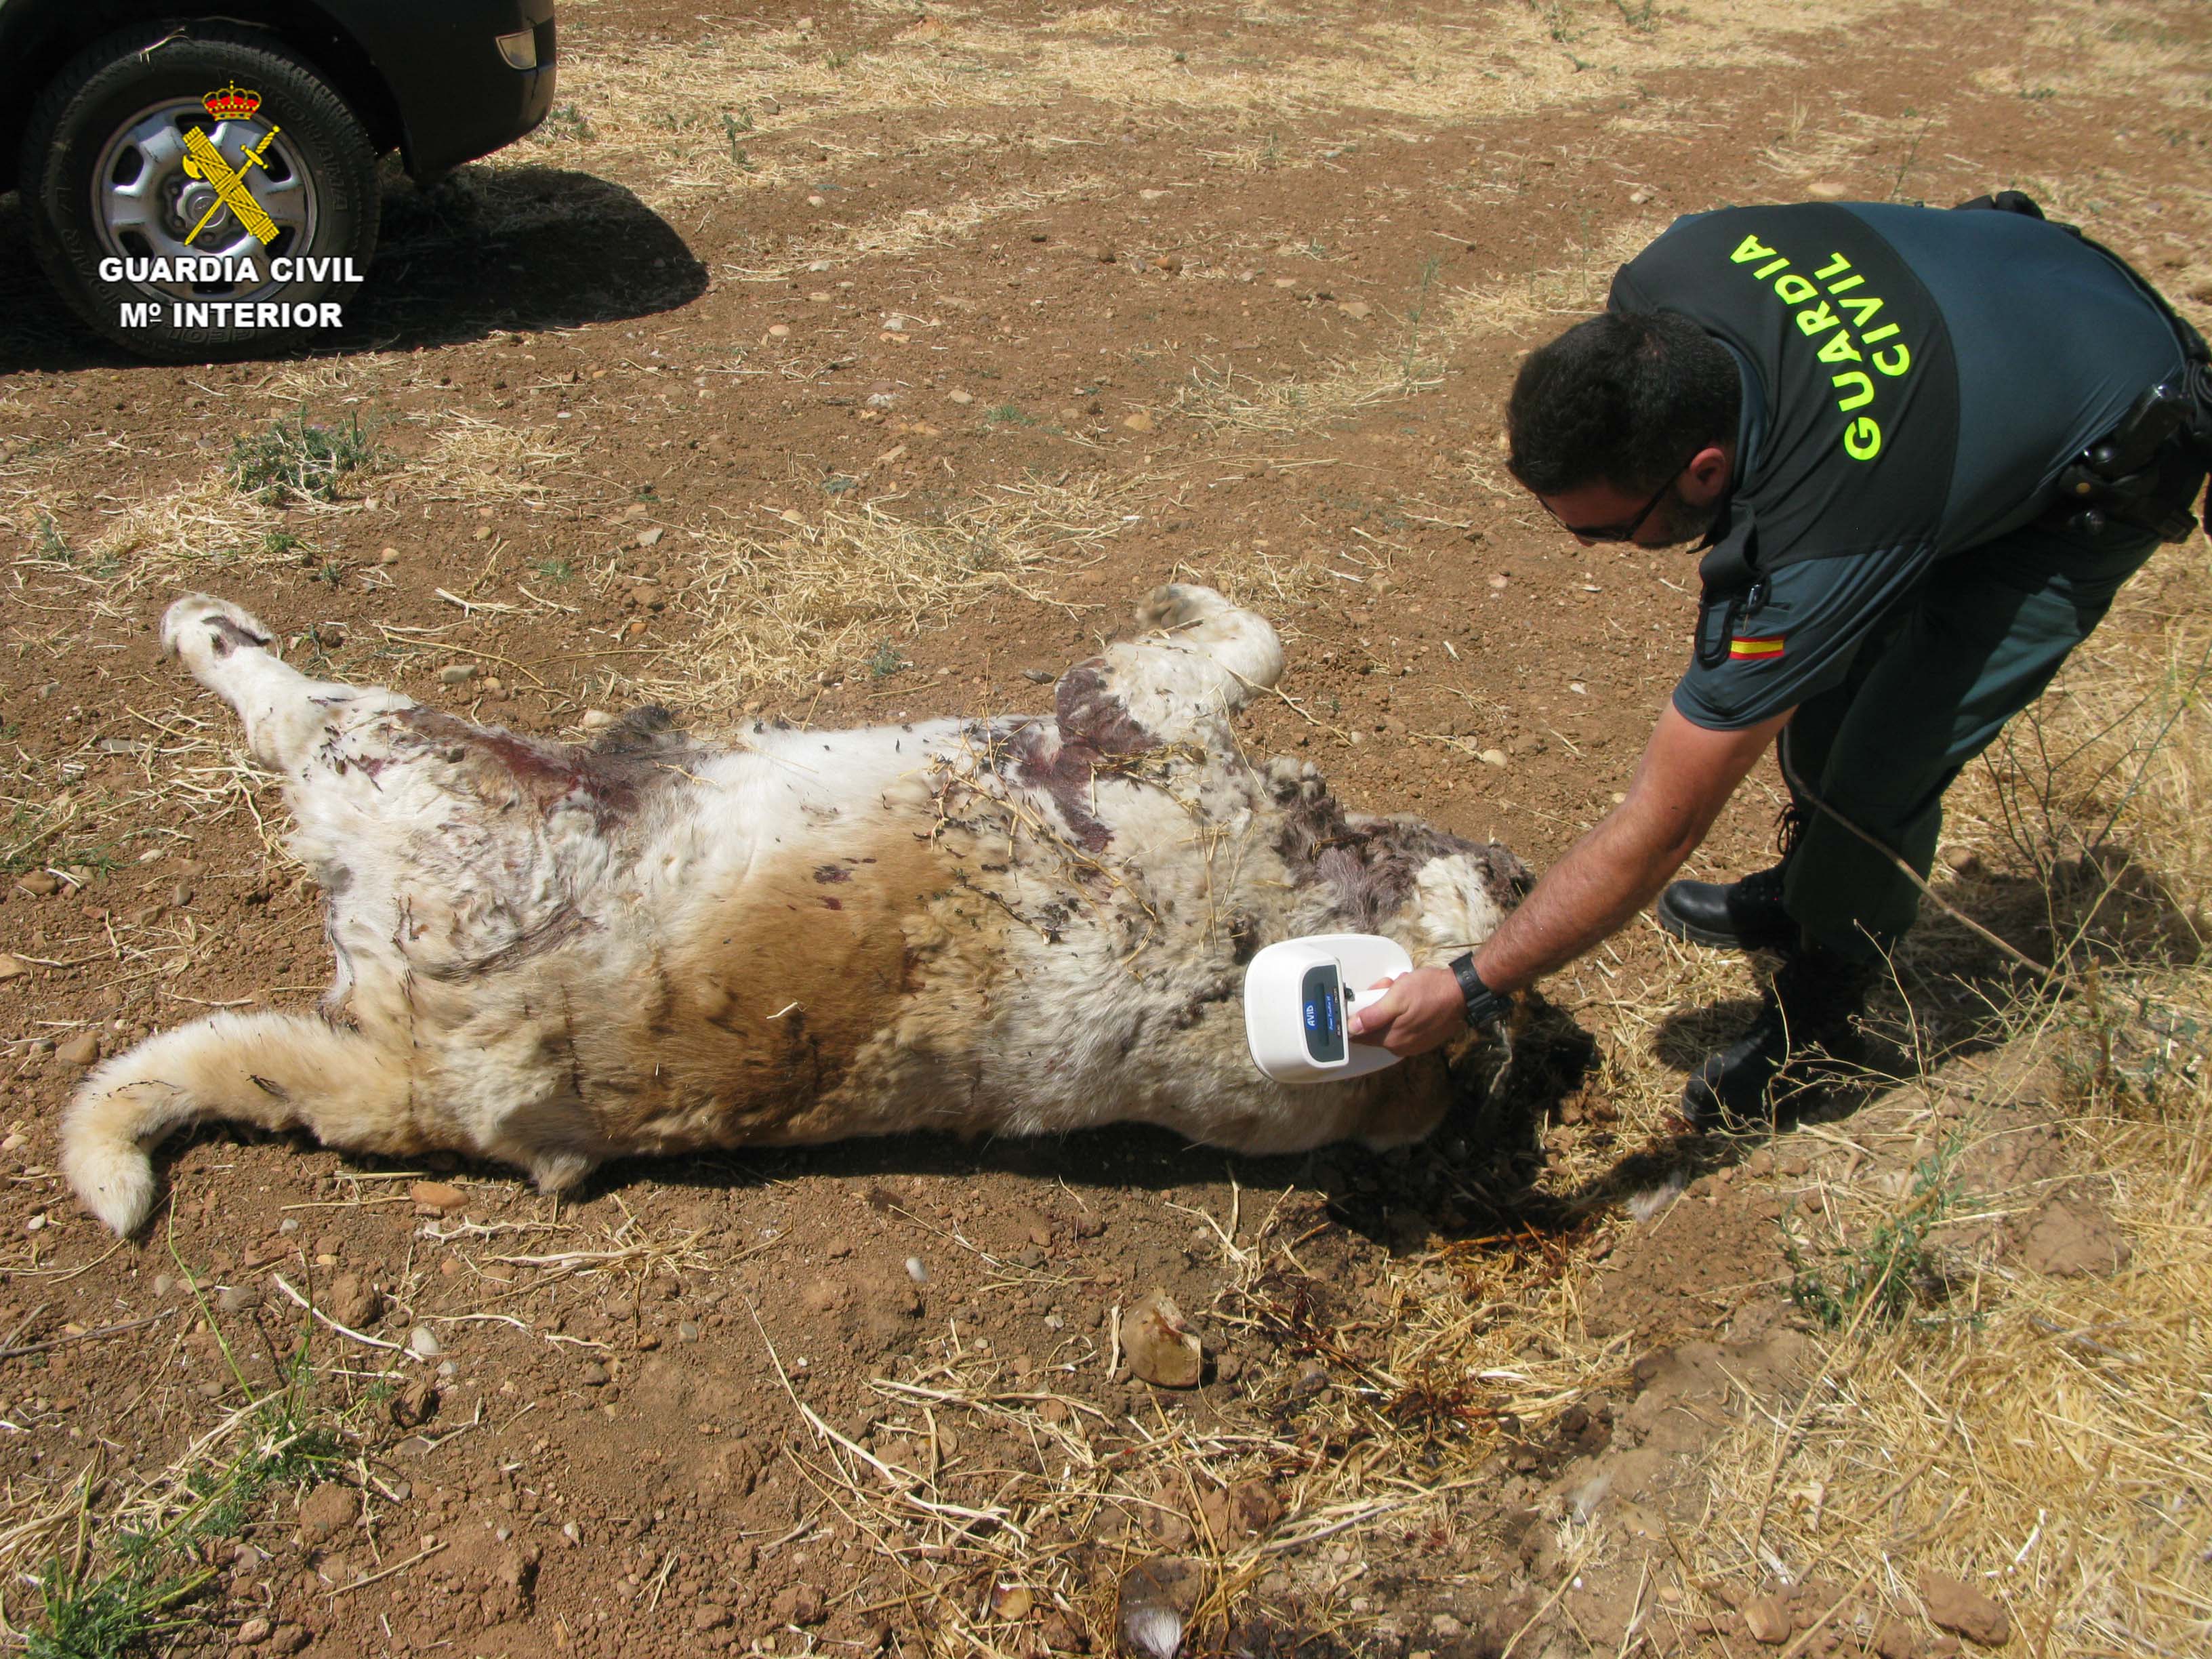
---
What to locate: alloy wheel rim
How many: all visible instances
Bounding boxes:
[90,98,320,303]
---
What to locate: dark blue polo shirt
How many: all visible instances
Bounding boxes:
[1607,203,2187,730]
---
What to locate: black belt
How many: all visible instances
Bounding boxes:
[1956,189,2212,544]
[2044,372,2212,544]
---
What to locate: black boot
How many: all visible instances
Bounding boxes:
[1683,943,1877,1126]
[1656,805,1805,952]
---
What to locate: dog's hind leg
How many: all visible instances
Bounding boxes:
[1132,582,1285,698]
[62,1012,417,1236]
[1054,583,1286,751]
[161,593,411,775]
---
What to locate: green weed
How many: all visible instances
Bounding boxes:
[228,412,381,506]
[26,1317,348,1658]
[537,102,594,143]
[1784,1138,1963,1329]
[34,514,71,562]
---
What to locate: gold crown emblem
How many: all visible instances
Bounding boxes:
[202,81,262,122]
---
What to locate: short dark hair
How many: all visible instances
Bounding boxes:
[1505,310,1740,496]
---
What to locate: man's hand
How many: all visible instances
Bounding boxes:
[1345,966,1468,1058]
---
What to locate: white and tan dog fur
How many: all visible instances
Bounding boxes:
[64,585,1528,1235]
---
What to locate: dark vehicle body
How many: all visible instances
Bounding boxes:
[3,0,558,356]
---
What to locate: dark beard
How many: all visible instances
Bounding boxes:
[1646,489,1723,549]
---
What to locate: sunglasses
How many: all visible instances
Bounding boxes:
[1538,457,1694,544]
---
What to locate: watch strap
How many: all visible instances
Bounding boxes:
[1448,952,1509,1031]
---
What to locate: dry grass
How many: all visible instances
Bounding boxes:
[518,0,1917,224]
[1173,219,1659,441]
[405,415,581,511]
[1978,0,2212,112]
[1633,536,2212,1657]
[746,175,1116,279]
[637,474,1136,706]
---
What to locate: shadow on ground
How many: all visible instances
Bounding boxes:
[1575,844,2208,1207]
[0,165,706,374]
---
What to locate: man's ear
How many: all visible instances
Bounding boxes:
[1682,443,1733,501]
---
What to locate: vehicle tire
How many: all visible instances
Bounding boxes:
[22,23,379,363]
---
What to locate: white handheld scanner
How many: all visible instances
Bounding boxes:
[1243,933,1415,1086]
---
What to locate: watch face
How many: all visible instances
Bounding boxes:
[1299,963,1347,1064]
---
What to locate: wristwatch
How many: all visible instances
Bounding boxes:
[1448,953,1510,1033]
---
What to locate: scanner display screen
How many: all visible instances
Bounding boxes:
[1300,963,1346,1065]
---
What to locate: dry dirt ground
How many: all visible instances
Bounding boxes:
[2,2,2211,1657]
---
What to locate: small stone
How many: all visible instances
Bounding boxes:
[16,872,61,897]
[1744,1595,1792,1644]
[0,955,28,982]
[694,1603,733,1631]
[580,710,618,731]
[411,1181,467,1215]
[947,389,974,405]
[990,1583,1033,1620]
[56,1032,100,1067]
[268,1627,307,1657]
[1477,749,1508,768]
[579,1361,610,1387]
[768,324,792,339]
[1090,245,1117,263]
[905,1256,928,1283]
[1338,300,1371,320]
[1808,180,1852,200]
[1122,1290,1202,1389]
[325,1274,382,1329]
[1122,411,1155,433]
[216,1284,258,1315]
[1921,1574,2011,1646]
[2019,1193,2131,1277]
[1629,188,1650,205]
[405,1325,441,1361]
[678,1320,700,1342]
[438,664,476,686]
[378,546,400,565]
[171,883,194,907]
[769,1584,827,1626]
[636,527,664,548]
[389,1378,440,1428]
[562,1521,582,1546]
[297,1481,355,1547]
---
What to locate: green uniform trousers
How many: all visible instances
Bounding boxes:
[1776,518,2167,964]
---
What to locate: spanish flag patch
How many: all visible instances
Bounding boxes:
[1729,635,1786,661]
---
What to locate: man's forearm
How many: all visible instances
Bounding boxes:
[1470,811,1688,992]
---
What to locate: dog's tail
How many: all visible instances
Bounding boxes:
[63,1012,412,1236]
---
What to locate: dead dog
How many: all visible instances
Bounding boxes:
[65,585,1528,1234]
